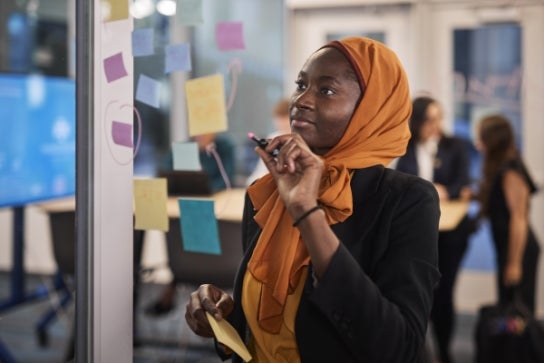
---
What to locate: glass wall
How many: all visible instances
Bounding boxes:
[132,0,285,185]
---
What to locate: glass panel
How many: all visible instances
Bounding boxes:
[453,23,522,271]
[327,31,386,44]
[133,0,285,184]
[453,23,522,180]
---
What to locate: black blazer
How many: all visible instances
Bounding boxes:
[396,135,470,199]
[221,166,440,363]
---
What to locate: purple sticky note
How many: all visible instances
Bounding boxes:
[136,74,161,108]
[103,52,128,83]
[165,43,192,74]
[132,28,154,57]
[215,22,245,51]
[112,121,133,147]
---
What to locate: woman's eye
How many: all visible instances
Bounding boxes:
[320,87,334,95]
[295,80,306,91]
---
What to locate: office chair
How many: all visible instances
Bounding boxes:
[36,210,75,347]
[165,217,243,289]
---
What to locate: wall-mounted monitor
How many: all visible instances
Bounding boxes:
[0,74,75,208]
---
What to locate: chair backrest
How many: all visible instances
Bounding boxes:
[49,211,76,275]
[165,218,243,289]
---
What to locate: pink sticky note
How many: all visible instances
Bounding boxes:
[103,52,128,83]
[215,22,245,51]
[112,121,133,147]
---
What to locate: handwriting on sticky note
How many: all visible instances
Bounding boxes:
[179,198,221,255]
[206,312,252,362]
[215,21,245,51]
[103,52,128,83]
[134,178,169,231]
[176,0,203,25]
[185,74,227,136]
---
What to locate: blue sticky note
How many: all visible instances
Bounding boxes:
[165,43,191,74]
[179,199,221,255]
[136,74,161,108]
[176,0,203,25]
[132,28,154,57]
[172,142,202,171]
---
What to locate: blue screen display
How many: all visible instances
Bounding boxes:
[0,74,75,208]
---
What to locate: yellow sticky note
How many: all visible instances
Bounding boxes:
[185,74,228,136]
[102,0,129,22]
[206,312,252,362]
[133,178,169,231]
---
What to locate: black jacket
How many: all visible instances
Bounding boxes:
[222,165,440,363]
[396,136,470,199]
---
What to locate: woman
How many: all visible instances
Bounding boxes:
[185,36,440,362]
[476,114,540,312]
[396,96,472,363]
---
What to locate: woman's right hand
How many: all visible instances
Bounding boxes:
[185,284,234,338]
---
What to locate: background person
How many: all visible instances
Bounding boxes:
[185,36,440,362]
[475,114,540,313]
[396,96,473,363]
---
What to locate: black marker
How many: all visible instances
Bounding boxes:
[248,132,280,157]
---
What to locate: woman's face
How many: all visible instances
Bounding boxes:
[289,47,362,155]
[419,102,442,142]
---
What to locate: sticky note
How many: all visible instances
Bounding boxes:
[102,0,129,22]
[134,178,169,231]
[165,43,191,74]
[172,142,202,171]
[103,52,128,83]
[136,74,161,108]
[185,74,227,136]
[215,21,245,51]
[178,199,221,255]
[206,312,252,362]
[176,0,203,25]
[112,121,133,147]
[132,28,154,57]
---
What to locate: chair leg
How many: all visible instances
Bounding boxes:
[35,272,73,347]
[0,339,17,363]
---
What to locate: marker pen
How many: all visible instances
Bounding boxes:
[248,132,280,157]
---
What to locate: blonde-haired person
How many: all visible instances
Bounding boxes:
[185,36,440,362]
[245,98,291,186]
[475,114,540,313]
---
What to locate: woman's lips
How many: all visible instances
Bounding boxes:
[291,118,313,128]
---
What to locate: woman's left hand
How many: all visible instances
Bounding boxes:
[255,133,324,213]
[503,262,522,286]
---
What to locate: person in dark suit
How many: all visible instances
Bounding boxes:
[396,96,473,363]
[185,36,440,362]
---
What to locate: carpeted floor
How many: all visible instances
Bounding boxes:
[0,272,476,363]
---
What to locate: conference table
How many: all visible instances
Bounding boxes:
[3,189,467,312]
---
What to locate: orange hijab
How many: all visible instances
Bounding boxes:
[246,37,412,333]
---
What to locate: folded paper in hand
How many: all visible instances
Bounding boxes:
[206,312,252,362]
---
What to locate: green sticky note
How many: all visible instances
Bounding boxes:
[178,198,221,255]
